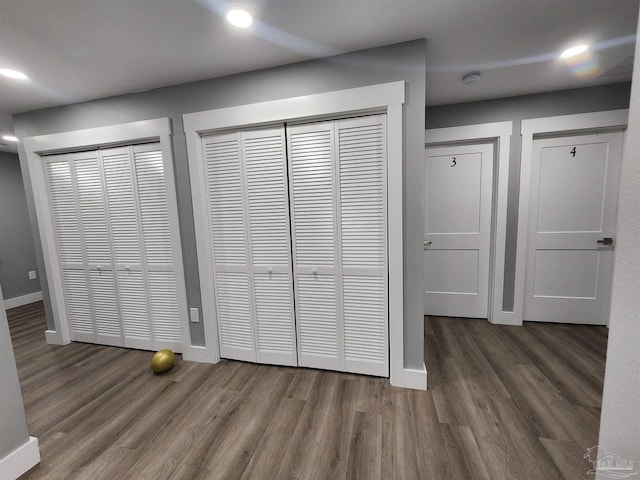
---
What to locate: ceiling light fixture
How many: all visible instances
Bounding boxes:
[462,72,481,85]
[560,44,589,59]
[2,135,18,142]
[0,68,28,80]
[226,9,253,28]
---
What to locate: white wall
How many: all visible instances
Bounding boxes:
[596,13,640,478]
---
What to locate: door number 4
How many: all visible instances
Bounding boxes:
[570,147,576,157]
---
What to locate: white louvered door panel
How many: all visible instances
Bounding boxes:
[45,156,95,341]
[75,154,123,347]
[337,116,388,377]
[287,121,341,371]
[243,128,297,366]
[203,133,256,362]
[134,144,183,352]
[103,146,153,350]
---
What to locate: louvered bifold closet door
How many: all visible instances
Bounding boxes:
[203,132,256,362]
[287,121,341,372]
[74,152,124,347]
[45,153,95,342]
[242,129,297,366]
[102,146,153,350]
[288,115,388,377]
[337,115,388,377]
[133,143,183,352]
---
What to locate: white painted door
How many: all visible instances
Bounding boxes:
[44,143,187,352]
[524,132,623,325]
[424,143,493,318]
[202,128,297,366]
[288,115,389,377]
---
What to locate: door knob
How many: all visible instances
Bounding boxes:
[267,267,273,274]
[424,240,432,249]
[312,268,318,275]
[597,237,614,246]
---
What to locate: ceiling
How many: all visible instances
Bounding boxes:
[1,0,638,153]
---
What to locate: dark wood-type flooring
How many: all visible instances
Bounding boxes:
[7,302,608,479]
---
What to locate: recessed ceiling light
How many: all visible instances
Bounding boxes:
[0,68,28,80]
[560,44,589,59]
[226,9,253,28]
[2,135,18,142]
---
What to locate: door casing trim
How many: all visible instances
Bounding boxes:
[425,121,513,325]
[514,110,629,325]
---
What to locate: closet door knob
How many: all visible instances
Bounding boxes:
[267,267,273,274]
[125,266,131,271]
[312,268,318,275]
[96,266,102,271]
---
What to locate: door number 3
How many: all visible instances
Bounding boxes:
[451,157,457,167]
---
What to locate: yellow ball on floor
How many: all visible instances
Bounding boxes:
[150,349,175,373]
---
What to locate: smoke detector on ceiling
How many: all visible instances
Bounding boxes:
[462,72,481,85]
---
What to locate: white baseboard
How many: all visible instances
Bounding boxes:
[4,291,43,310]
[0,437,40,480]
[490,311,523,326]
[45,330,69,345]
[182,345,220,364]
[390,362,428,390]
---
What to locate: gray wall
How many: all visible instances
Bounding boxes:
[13,40,427,369]
[426,82,632,310]
[0,283,31,459]
[0,151,41,300]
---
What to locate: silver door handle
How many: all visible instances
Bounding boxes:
[424,240,432,249]
[267,267,273,274]
[597,237,614,246]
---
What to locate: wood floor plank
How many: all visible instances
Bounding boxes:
[7,303,609,480]
[240,397,306,480]
[310,378,359,480]
[540,438,593,480]
[345,411,382,480]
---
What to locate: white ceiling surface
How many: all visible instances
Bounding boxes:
[0,0,638,153]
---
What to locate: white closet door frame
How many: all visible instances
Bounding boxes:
[24,118,191,356]
[184,81,425,389]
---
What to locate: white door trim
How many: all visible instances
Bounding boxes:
[513,109,629,325]
[184,82,424,389]
[425,121,513,325]
[23,118,192,357]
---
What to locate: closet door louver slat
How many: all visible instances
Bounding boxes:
[103,146,153,350]
[288,123,341,372]
[46,157,93,342]
[62,269,93,340]
[46,160,83,265]
[103,149,142,267]
[338,116,388,377]
[134,148,175,265]
[117,270,152,349]
[148,271,182,349]
[74,153,124,346]
[203,133,255,362]
[243,129,296,366]
[134,145,182,351]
